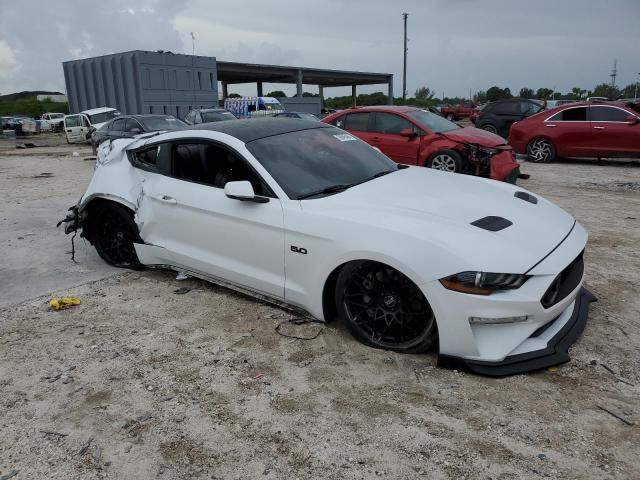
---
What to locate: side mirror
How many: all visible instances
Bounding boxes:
[399,128,417,138]
[224,181,269,203]
[625,115,639,125]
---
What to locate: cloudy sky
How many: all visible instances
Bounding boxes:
[0,0,638,99]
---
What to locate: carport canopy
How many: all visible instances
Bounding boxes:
[216,61,394,106]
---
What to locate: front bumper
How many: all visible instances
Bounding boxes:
[437,288,595,377]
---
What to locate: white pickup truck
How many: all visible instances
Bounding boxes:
[63,107,120,143]
[40,112,66,131]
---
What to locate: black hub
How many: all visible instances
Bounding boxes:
[94,208,139,266]
[342,264,435,348]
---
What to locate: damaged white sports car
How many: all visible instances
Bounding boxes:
[61,119,594,376]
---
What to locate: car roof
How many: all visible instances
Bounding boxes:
[196,108,229,112]
[341,105,420,113]
[189,117,332,142]
[80,107,118,115]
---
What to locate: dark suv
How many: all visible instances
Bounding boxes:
[475,98,544,138]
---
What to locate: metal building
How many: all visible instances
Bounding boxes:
[63,50,218,118]
[63,50,394,117]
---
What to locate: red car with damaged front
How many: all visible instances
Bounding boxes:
[321,106,520,183]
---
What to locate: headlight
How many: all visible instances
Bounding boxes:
[440,271,530,295]
[478,146,498,155]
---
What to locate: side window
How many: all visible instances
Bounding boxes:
[331,115,347,129]
[549,107,588,122]
[590,106,631,122]
[193,112,202,124]
[344,113,371,131]
[520,102,539,115]
[125,119,142,132]
[111,118,126,131]
[136,146,159,166]
[170,142,271,196]
[65,115,80,127]
[248,104,257,112]
[129,145,160,173]
[374,113,413,134]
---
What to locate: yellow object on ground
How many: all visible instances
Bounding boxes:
[49,297,81,310]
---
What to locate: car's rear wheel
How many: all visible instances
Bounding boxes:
[335,261,437,353]
[527,138,556,163]
[91,203,143,269]
[481,124,498,134]
[426,149,463,173]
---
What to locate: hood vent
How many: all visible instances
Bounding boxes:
[514,191,538,204]
[471,216,513,232]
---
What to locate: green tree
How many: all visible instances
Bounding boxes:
[620,84,637,99]
[227,93,241,98]
[519,87,534,98]
[570,87,586,100]
[266,90,286,98]
[591,83,620,99]
[486,86,513,102]
[302,92,319,97]
[535,88,554,100]
[414,86,434,100]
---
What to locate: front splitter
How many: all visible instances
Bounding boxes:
[437,288,596,377]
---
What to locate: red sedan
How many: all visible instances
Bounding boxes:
[321,106,520,183]
[508,102,640,162]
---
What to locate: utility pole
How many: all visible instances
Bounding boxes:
[610,58,617,87]
[635,73,639,102]
[402,13,408,102]
[190,32,196,56]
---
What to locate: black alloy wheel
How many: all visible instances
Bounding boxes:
[335,261,437,353]
[92,203,143,269]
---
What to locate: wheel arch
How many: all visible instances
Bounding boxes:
[320,255,435,324]
[80,195,138,244]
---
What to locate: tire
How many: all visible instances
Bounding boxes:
[335,261,437,353]
[91,203,143,269]
[426,149,463,173]
[446,113,454,121]
[527,138,556,163]
[481,124,498,135]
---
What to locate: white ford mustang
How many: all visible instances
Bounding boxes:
[61,119,595,376]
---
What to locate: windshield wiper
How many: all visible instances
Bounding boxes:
[297,183,356,200]
[298,166,405,200]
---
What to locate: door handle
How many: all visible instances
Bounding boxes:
[545,124,557,128]
[593,126,605,130]
[157,195,177,205]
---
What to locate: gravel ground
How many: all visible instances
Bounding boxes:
[1,137,639,479]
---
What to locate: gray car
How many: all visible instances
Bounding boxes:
[90,114,186,153]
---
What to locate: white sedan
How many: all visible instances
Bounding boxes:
[60,119,594,376]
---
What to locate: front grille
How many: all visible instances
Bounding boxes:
[541,251,584,309]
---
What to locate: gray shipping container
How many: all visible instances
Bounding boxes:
[63,50,218,119]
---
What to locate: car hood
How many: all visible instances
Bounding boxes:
[300,167,575,275]
[438,127,508,147]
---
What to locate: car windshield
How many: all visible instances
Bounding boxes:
[406,110,460,133]
[88,110,120,125]
[140,116,186,130]
[201,111,237,122]
[246,127,398,200]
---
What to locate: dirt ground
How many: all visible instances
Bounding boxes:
[1,134,639,480]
